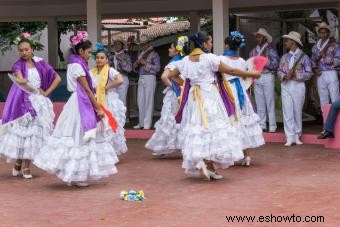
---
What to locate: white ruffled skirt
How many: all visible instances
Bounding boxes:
[33,93,119,183]
[0,94,54,162]
[179,83,244,175]
[228,80,265,150]
[106,90,127,156]
[145,88,181,154]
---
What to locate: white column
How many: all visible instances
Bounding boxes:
[189,11,200,35]
[212,0,229,55]
[47,17,58,68]
[87,0,102,67]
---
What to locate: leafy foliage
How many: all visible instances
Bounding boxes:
[0,22,46,53]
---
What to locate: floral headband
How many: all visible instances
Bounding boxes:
[176,36,189,56]
[70,31,89,47]
[92,42,109,58]
[230,31,245,48]
[13,32,44,51]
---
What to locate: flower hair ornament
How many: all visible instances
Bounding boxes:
[230,31,246,48]
[92,42,109,58]
[176,36,189,56]
[70,31,89,47]
[12,32,44,51]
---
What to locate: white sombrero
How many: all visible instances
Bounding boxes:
[254,28,273,43]
[316,22,334,37]
[113,36,127,48]
[138,34,150,44]
[282,31,303,47]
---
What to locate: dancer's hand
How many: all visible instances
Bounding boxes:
[253,70,261,78]
[18,78,28,85]
[39,89,48,97]
[96,108,105,119]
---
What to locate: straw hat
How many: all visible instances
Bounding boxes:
[138,34,150,44]
[254,28,272,43]
[113,36,127,48]
[315,22,333,36]
[282,31,303,47]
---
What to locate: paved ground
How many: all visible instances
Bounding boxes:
[0,140,339,227]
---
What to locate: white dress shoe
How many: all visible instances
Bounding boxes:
[284,141,294,147]
[152,152,167,157]
[242,156,251,167]
[208,170,224,180]
[12,168,21,177]
[295,135,303,145]
[196,160,210,180]
[22,168,32,179]
[67,181,89,187]
[133,124,142,129]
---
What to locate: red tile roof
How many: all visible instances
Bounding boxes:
[102,21,190,44]
[102,17,166,26]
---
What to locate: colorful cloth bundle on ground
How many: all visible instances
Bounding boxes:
[120,190,145,201]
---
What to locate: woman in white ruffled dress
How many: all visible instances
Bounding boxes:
[90,43,127,156]
[220,32,265,167]
[145,36,189,156]
[161,31,260,180]
[34,32,119,187]
[0,34,61,179]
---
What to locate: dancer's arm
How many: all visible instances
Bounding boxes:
[172,76,184,86]
[14,72,28,85]
[42,75,61,97]
[161,68,180,87]
[219,62,260,79]
[77,76,105,119]
[105,74,124,91]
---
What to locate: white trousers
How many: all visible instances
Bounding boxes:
[281,81,305,141]
[137,74,156,129]
[116,75,129,106]
[254,73,277,131]
[317,70,340,110]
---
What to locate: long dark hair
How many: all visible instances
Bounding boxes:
[95,49,109,59]
[224,37,242,51]
[190,31,211,53]
[71,39,92,55]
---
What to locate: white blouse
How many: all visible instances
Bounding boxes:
[219,56,246,80]
[66,63,86,92]
[27,67,41,89]
[167,53,221,85]
[90,67,120,89]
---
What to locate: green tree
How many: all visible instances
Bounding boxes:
[57,21,86,62]
[0,22,46,53]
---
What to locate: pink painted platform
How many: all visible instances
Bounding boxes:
[0,102,334,148]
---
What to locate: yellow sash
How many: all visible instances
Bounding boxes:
[186,48,209,128]
[190,48,205,56]
[192,85,209,129]
[222,79,236,109]
[91,64,110,105]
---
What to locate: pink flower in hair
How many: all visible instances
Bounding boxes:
[22,32,31,38]
[78,31,88,40]
[71,35,82,46]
